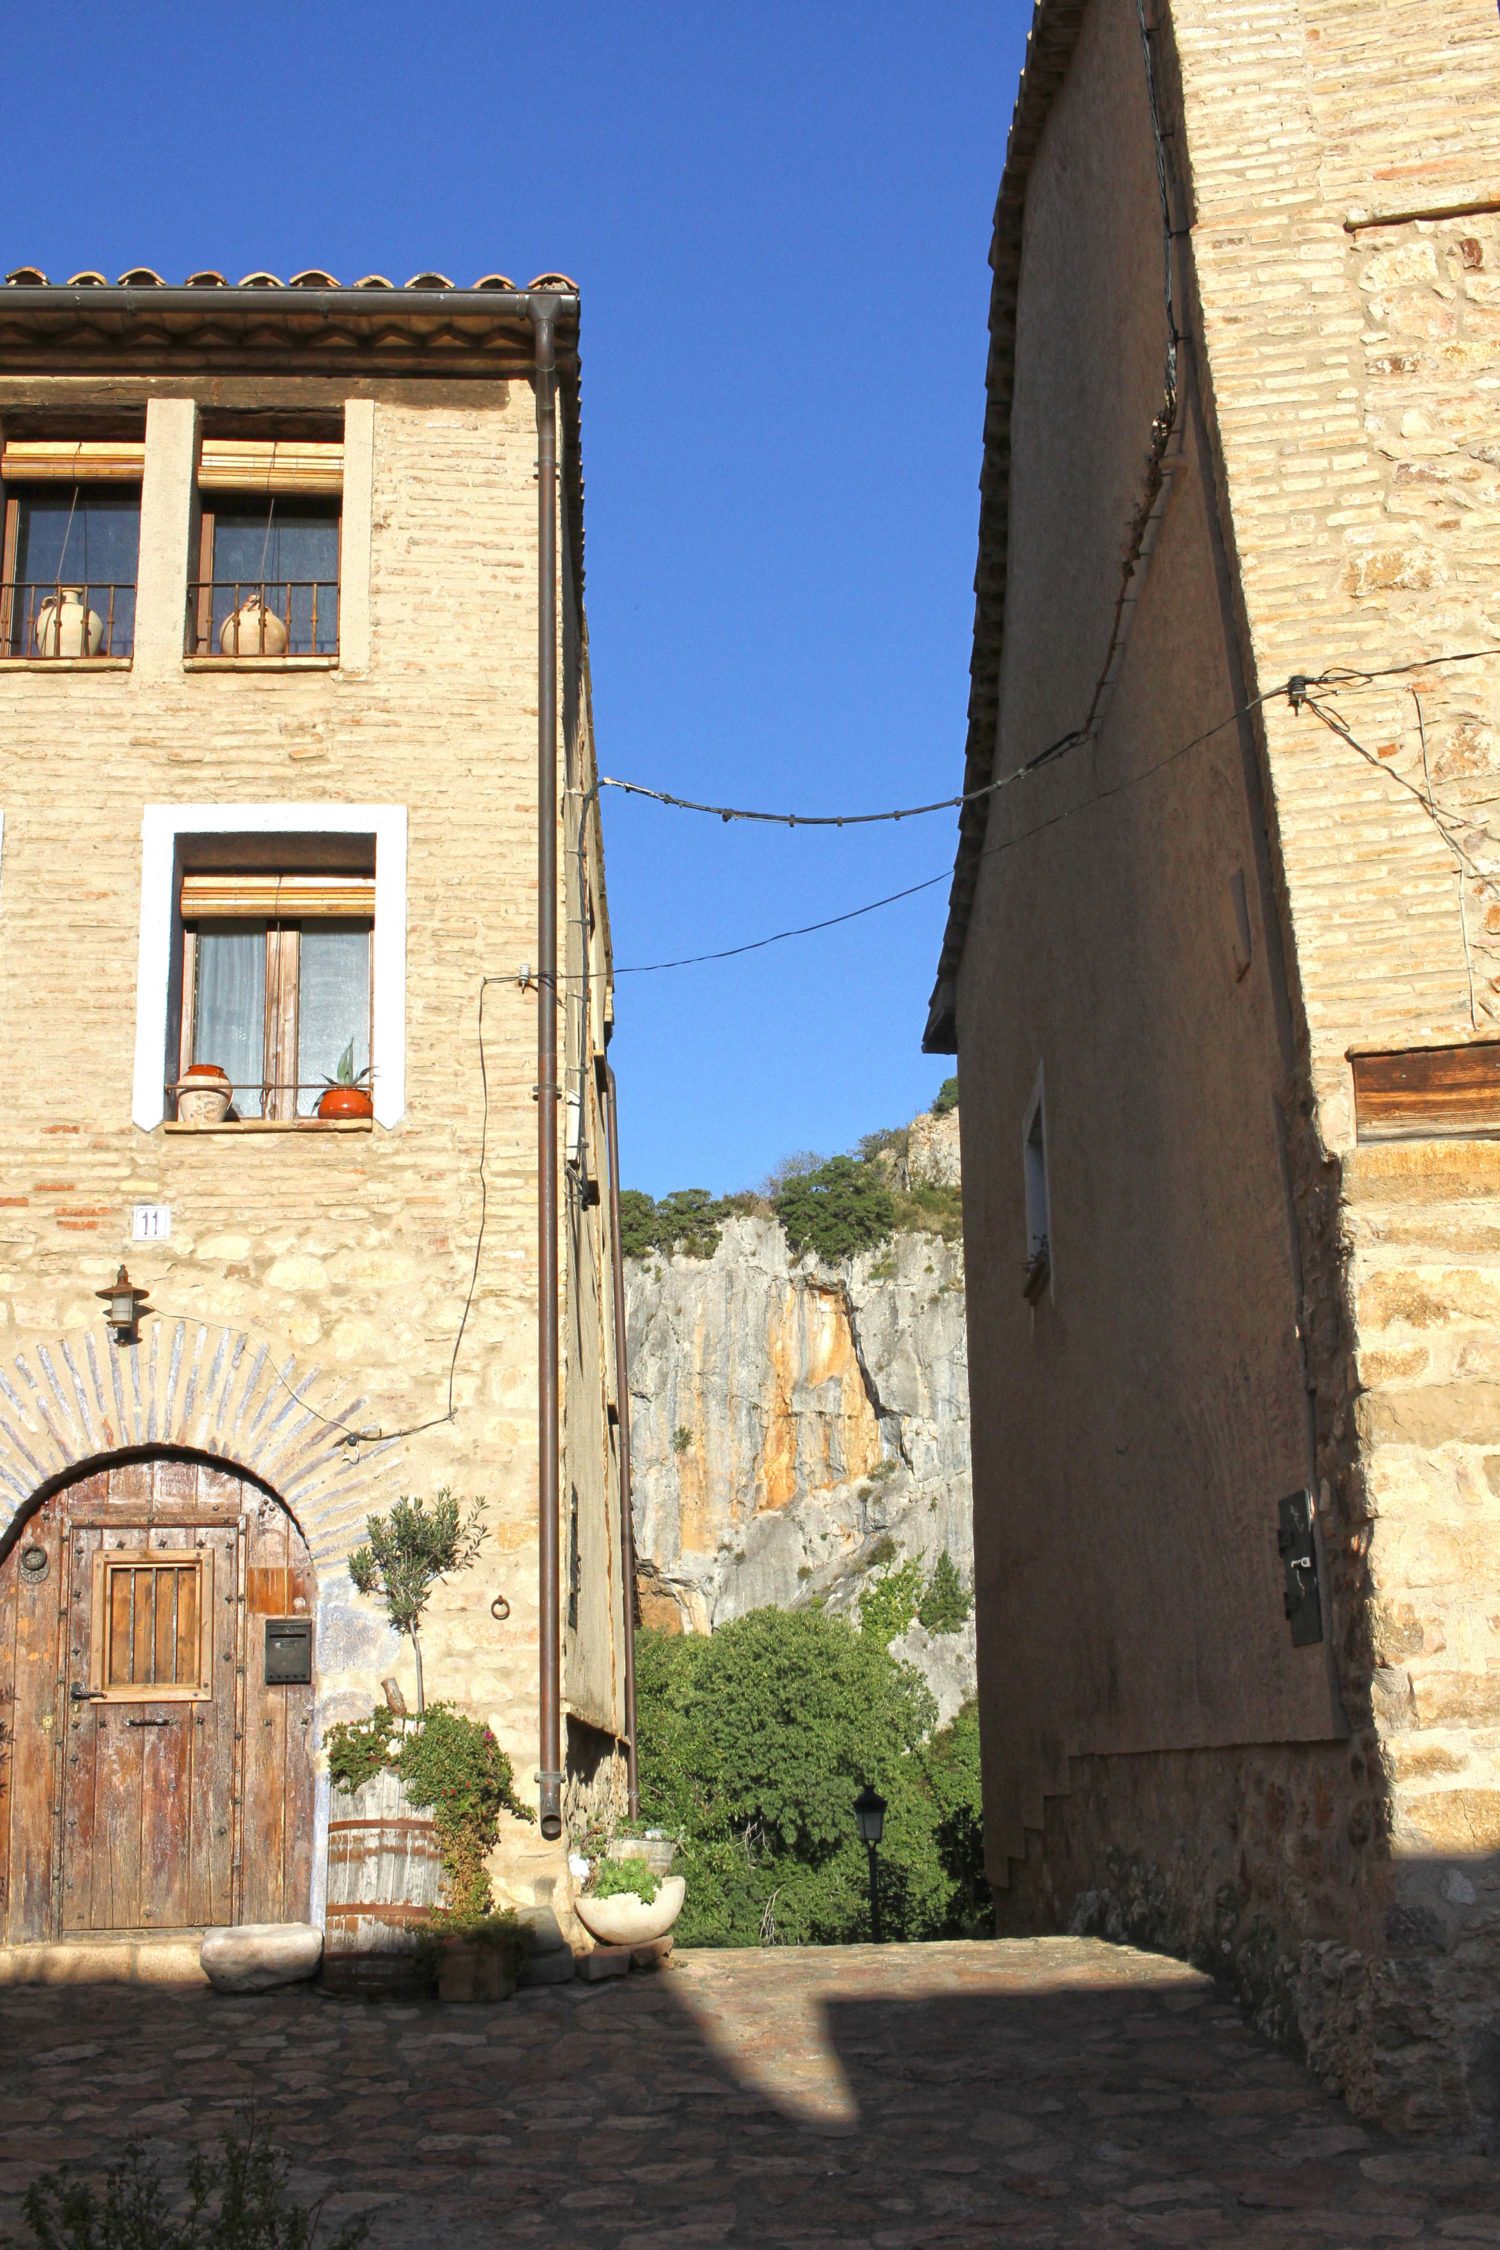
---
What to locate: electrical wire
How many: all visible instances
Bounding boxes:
[575,651,1500,978]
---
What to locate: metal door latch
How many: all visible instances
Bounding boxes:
[1277,1490,1324,1648]
[125,1715,174,1728]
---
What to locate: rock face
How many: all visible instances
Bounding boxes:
[625,1188,973,1707]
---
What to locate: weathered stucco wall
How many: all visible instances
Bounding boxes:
[949,0,1500,2133]
[0,368,626,1921]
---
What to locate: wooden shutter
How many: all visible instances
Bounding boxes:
[197,440,343,495]
[90,1550,212,1701]
[180,873,374,920]
[0,440,145,483]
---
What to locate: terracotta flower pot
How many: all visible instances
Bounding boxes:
[175,1065,233,1125]
[437,1935,517,2004]
[317,1084,374,1121]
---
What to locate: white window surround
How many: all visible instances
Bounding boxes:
[132,804,407,1130]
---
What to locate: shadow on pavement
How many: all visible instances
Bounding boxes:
[0,1941,1495,2247]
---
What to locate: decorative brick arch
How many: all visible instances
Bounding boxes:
[0,1318,403,1571]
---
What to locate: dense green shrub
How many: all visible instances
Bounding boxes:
[774,1155,896,1262]
[932,1076,959,1116]
[857,1557,924,1645]
[634,1610,987,1946]
[618,1188,659,1258]
[619,1186,754,1262]
[918,1550,973,1634]
[8,2126,370,2250]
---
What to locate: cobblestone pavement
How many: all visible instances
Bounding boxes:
[1,1937,1496,2247]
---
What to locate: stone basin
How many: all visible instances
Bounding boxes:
[574,1875,685,1947]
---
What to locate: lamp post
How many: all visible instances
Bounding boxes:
[854,1783,886,1944]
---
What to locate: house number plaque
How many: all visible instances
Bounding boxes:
[132,1204,171,1242]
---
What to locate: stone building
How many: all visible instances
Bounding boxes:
[0,268,632,1964]
[926,0,1500,2132]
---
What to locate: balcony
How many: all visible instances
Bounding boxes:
[2,580,136,660]
[187,580,339,661]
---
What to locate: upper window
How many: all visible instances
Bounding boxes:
[175,867,373,1121]
[1,440,143,659]
[189,429,342,659]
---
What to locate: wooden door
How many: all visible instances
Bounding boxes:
[0,1455,314,1941]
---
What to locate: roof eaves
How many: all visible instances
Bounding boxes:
[923,0,1090,1054]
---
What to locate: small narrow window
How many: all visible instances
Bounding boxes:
[90,1550,212,1701]
[1022,1071,1051,1303]
[1,439,143,658]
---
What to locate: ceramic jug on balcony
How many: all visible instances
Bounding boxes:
[34,587,103,658]
[220,593,289,657]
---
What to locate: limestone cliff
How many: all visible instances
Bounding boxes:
[624,1109,974,1715]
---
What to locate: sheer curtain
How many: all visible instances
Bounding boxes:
[297,924,371,1114]
[192,925,267,1117]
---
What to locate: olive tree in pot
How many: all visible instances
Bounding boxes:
[347,1488,485,1715]
[326,1490,532,1998]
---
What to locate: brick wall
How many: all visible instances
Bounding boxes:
[954,0,1500,2133]
[0,367,626,1920]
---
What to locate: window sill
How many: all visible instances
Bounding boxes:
[183,656,339,673]
[163,1117,373,1134]
[0,657,133,673]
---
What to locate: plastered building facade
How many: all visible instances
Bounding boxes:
[0,271,631,1958]
[928,0,1500,2133]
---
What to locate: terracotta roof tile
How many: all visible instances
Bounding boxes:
[4,268,575,293]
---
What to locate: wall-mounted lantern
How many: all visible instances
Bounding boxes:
[96,1264,151,1346]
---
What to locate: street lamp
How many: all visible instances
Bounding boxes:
[854,1783,886,1944]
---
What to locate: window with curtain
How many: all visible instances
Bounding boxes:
[179,873,372,1120]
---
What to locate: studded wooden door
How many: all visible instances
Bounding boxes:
[0,1455,315,1942]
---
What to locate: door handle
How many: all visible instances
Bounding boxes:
[125,1716,175,1728]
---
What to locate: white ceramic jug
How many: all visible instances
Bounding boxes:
[34,587,104,658]
[220,594,289,657]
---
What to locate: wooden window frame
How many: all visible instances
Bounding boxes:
[1,480,143,659]
[89,1548,214,1704]
[178,903,374,1123]
[191,488,343,660]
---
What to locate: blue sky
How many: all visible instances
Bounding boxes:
[3,1,1031,1196]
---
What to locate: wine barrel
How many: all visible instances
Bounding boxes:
[322,1769,441,1995]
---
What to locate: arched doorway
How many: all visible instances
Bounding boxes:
[0,1451,315,1944]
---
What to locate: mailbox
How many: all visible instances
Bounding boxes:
[265,1617,313,1685]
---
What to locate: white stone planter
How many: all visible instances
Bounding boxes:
[574,1874,685,1947]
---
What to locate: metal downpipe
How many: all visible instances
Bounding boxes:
[533,300,563,1841]
[603,1062,640,1819]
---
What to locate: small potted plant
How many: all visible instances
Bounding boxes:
[174,1061,234,1125]
[317,1039,374,1121]
[575,1852,686,1947]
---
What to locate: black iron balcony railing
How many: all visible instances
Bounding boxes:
[2,580,137,659]
[188,579,340,659]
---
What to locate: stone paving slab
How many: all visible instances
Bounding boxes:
[0,1937,1494,2246]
